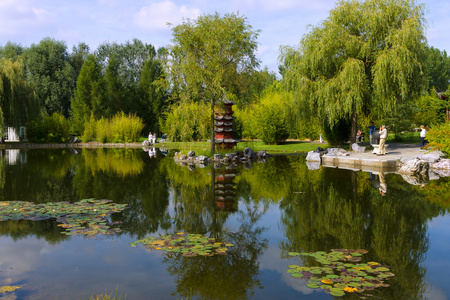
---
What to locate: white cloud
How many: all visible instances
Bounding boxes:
[134,1,201,32]
[0,0,53,36]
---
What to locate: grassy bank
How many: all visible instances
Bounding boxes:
[153,140,328,155]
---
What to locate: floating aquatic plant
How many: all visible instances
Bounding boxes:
[288,249,394,297]
[0,285,22,293]
[130,233,234,257]
[0,199,127,237]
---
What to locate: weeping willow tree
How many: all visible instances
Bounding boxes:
[281,0,427,143]
[0,58,41,138]
[168,12,260,153]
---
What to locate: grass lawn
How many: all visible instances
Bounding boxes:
[150,139,328,155]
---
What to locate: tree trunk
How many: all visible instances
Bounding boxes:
[210,97,215,154]
[350,110,357,144]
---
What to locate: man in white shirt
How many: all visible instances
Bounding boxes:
[377,125,387,156]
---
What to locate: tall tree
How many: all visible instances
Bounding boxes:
[281,0,427,143]
[0,58,40,134]
[24,37,76,117]
[69,42,91,88]
[168,12,260,153]
[424,46,450,92]
[138,58,167,133]
[70,54,104,134]
[0,42,24,61]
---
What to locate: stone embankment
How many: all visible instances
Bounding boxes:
[305,143,450,181]
[174,147,271,168]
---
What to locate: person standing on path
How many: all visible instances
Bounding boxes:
[368,122,376,144]
[420,125,427,150]
[377,125,387,156]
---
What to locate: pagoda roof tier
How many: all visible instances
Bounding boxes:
[214,122,234,127]
[215,139,239,143]
[214,116,236,120]
[214,128,234,133]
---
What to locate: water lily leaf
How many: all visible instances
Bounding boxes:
[289,252,301,256]
[306,283,320,289]
[0,285,23,293]
[291,273,303,278]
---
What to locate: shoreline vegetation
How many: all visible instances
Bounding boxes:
[0,133,422,154]
[0,140,327,154]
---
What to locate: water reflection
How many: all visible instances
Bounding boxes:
[0,150,449,299]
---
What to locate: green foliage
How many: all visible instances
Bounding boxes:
[71,54,104,135]
[160,102,210,142]
[81,112,144,143]
[24,37,76,117]
[255,91,289,144]
[424,46,450,92]
[322,117,352,145]
[27,113,71,143]
[414,92,449,126]
[426,123,450,157]
[0,58,41,133]
[281,0,427,142]
[168,12,260,151]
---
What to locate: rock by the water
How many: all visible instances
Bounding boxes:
[306,151,321,162]
[68,136,80,143]
[432,158,450,169]
[142,140,150,146]
[187,151,195,157]
[243,147,253,158]
[306,161,321,170]
[401,174,429,185]
[325,148,349,157]
[196,155,208,163]
[213,154,223,160]
[180,155,188,160]
[398,158,429,175]
[314,147,325,153]
[351,143,366,153]
[416,153,441,163]
[225,153,236,160]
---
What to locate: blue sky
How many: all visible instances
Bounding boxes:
[1,0,449,74]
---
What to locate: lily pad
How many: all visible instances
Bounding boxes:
[132,233,234,257]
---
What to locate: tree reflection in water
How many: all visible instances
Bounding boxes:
[0,150,449,299]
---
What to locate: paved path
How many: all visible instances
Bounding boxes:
[322,143,439,171]
[347,143,428,160]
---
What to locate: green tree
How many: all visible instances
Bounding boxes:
[424,46,450,92]
[0,58,41,135]
[0,42,24,61]
[24,37,76,117]
[70,54,104,134]
[281,0,427,143]
[69,42,90,88]
[168,12,260,153]
[138,58,167,133]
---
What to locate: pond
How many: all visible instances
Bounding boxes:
[0,148,449,299]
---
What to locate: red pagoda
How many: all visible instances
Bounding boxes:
[214,100,238,149]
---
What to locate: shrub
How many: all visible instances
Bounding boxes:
[160,101,210,142]
[27,113,71,143]
[426,123,450,157]
[254,91,289,145]
[322,118,352,145]
[81,112,144,143]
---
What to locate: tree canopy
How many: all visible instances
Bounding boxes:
[168,12,260,152]
[281,0,428,143]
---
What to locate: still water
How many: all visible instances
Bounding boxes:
[0,148,449,300]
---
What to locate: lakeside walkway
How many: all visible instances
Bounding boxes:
[322,143,435,172]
